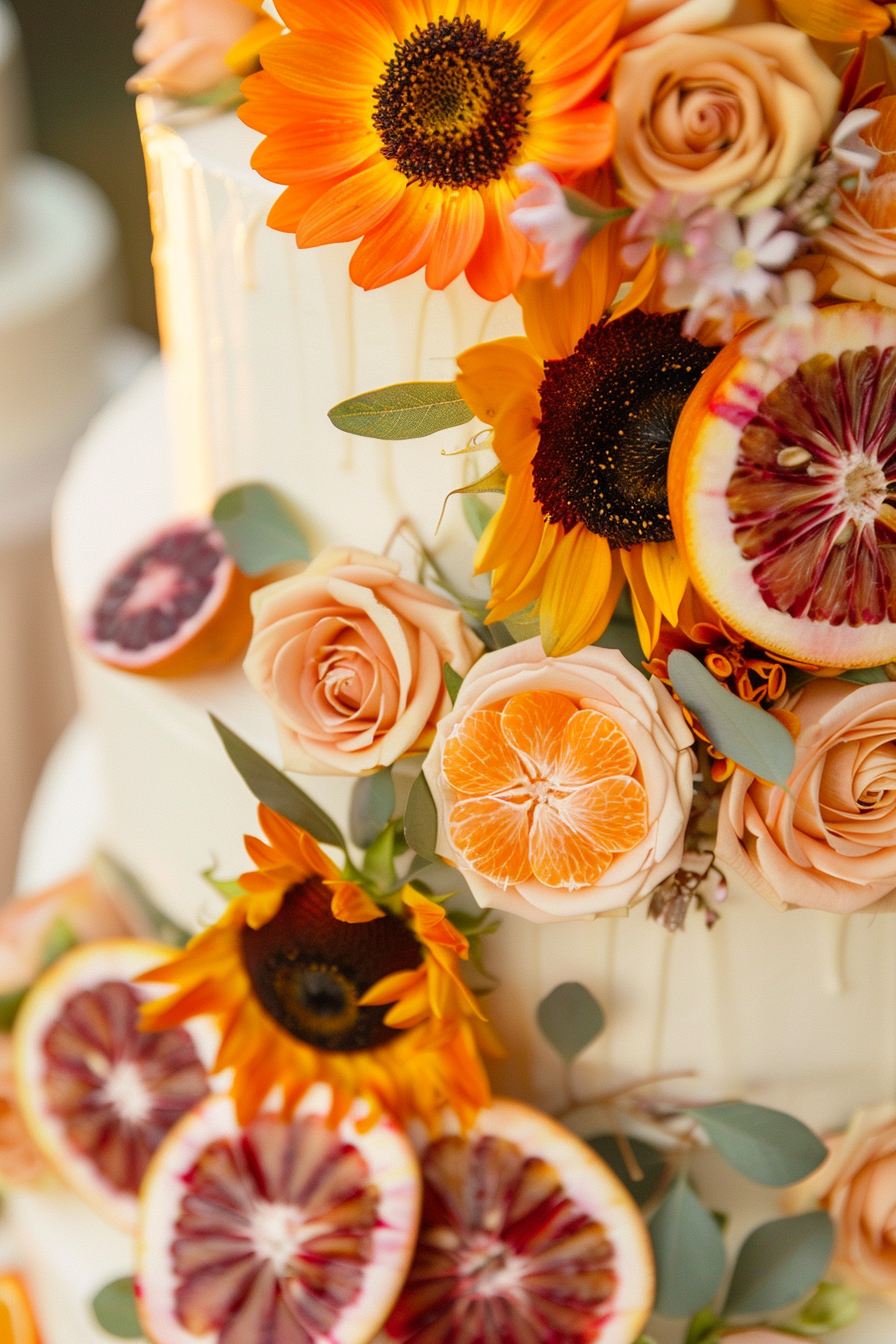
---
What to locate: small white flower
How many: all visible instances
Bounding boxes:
[831,106,881,188]
[510,164,592,285]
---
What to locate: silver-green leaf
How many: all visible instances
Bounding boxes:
[650,1176,727,1317]
[683,1101,827,1187]
[92,1278,143,1339]
[668,649,795,786]
[536,982,605,1061]
[349,770,395,850]
[404,769,439,863]
[328,382,474,440]
[210,715,345,852]
[213,482,310,575]
[443,663,464,705]
[723,1212,834,1316]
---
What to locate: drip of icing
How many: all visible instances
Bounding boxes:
[818,912,851,997]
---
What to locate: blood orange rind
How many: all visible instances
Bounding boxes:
[13,939,213,1234]
[668,302,896,668]
[136,1088,422,1344]
[0,1273,41,1344]
[389,1097,655,1344]
[83,519,258,679]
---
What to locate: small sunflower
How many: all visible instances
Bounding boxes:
[237,0,625,299]
[457,250,718,657]
[227,1,282,76]
[139,805,497,1132]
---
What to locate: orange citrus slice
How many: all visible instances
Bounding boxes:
[0,1275,41,1344]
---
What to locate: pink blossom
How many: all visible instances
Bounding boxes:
[510,165,595,285]
[831,107,881,189]
[622,190,713,270]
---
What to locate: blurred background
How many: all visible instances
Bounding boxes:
[10,0,154,335]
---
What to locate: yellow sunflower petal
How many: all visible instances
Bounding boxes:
[226,16,282,75]
[455,337,542,427]
[245,886,287,930]
[621,548,663,657]
[610,245,663,323]
[328,883,385,922]
[637,539,690,629]
[539,526,614,656]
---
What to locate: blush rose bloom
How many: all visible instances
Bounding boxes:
[610,24,839,211]
[423,639,695,922]
[819,97,896,307]
[717,679,896,914]
[785,1103,896,1300]
[244,548,483,776]
[128,0,262,97]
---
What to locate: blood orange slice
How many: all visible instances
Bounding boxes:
[137,1090,421,1344]
[668,302,896,668]
[13,940,211,1233]
[83,519,257,678]
[0,1274,41,1344]
[387,1098,654,1344]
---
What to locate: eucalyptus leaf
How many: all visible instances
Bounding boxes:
[668,649,795,786]
[683,1102,827,1187]
[536,982,605,1061]
[586,1134,667,1206]
[328,382,473,439]
[723,1212,834,1316]
[213,482,310,575]
[650,1176,727,1317]
[443,663,464,705]
[92,1278,143,1339]
[404,769,439,863]
[349,770,395,849]
[0,986,27,1032]
[463,494,495,541]
[210,715,345,851]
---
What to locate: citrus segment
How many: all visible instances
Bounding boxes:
[13,940,210,1233]
[137,1091,422,1344]
[386,1099,654,1344]
[444,691,649,891]
[668,302,896,667]
[84,519,258,678]
[0,1274,41,1344]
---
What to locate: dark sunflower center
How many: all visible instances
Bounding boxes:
[372,16,530,190]
[241,879,421,1053]
[533,310,719,549]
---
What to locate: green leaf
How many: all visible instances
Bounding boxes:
[349,770,395,849]
[40,916,78,970]
[650,1176,727,1317]
[668,649,795,786]
[463,493,495,541]
[213,482,310,575]
[683,1102,827,1187]
[838,665,892,685]
[794,1281,862,1335]
[443,663,464,705]
[684,1309,724,1344]
[210,715,345,852]
[363,821,400,891]
[536,982,605,1061]
[328,382,474,440]
[404,769,439,864]
[0,987,27,1032]
[92,1278,143,1339]
[201,865,245,902]
[723,1212,834,1316]
[586,1135,667,1206]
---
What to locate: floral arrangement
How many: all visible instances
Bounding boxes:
[55,1,896,1341]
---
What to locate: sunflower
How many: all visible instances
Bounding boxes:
[456,237,717,657]
[237,0,625,300]
[139,805,498,1132]
[227,1,282,76]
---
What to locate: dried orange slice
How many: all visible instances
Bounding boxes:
[83,520,258,678]
[668,302,896,668]
[387,1098,655,1344]
[137,1091,421,1344]
[13,940,211,1233]
[443,691,648,890]
[0,1274,41,1344]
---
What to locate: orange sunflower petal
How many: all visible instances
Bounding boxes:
[620,546,664,656]
[257,804,338,879]
[475,464,542,580]
[227,16,282,75]
[426,189,486,290]
[268,179,345,232]
[456,337,541,429]
[491,389,542,474]
[523,0,626,89]
[443,709,528,797]
[260,30,385,101]
[329,883,385,922]
[775,0,890,43]
[539,525,614,656]
[465,179,532,302]
[294,157,405,245]
[525,102,617,175]
[350,183,443,288]
[238,69,303,134]
[556,709,637,785]
[448,796,532,887]
[251,118,378,182]
[501,690,576,776]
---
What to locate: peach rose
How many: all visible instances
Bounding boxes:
[127,0,260,97]
[422,639,695,922]
[717,679,896,914]
[819,97,896,307]
[610,24,839,211]
[244,548,483,776]
[785,1102,896,1300]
